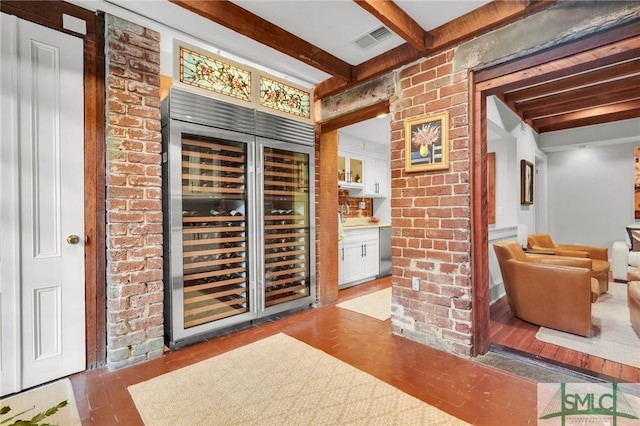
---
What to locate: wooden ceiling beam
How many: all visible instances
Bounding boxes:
[320,101,390,132]
[504,58,640,104]
[478,35,640,95]
[517,75,640,115]
[355,0,431,51]
[533,100,640,133]
[521,86,640,120]
[315,0,556,99]
[169,0,353,81]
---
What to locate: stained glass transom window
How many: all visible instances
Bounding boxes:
[259,77,311,119]
[179,46,252,102]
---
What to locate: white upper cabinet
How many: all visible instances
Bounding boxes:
[338,133,389,196]
[364,156,389,198]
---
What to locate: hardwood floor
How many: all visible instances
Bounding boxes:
[70,277,543,425]
[489,287,640,383]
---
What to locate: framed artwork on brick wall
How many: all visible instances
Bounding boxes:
[404,112,449,172]
[520,159,534,205]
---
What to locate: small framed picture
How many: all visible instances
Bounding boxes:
[520,159,534,205]
[404,112,449,172]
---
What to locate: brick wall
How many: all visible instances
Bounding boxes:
[389,49,473,356]
[338,190,373,218]
[105,15,164,370]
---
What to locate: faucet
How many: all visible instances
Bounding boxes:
[339,203,350,223]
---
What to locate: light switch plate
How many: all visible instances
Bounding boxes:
[411,277,420,291]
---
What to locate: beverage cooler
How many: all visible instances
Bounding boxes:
[161,89,315,348]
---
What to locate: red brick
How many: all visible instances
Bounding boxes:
[108,187,144,199]
[128,152,160,164]
[108,236,143,249]
[111,91,143,104]
[129,223,162,235]
[128,175,161,187]
[128,105,160,120]
[110,162,146,176]
[107,211,144,223]
[129,199,161,211]
[130,270,163,284]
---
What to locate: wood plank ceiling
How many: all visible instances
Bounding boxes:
[170,0,640,133]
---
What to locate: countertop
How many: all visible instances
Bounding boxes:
[342,217,391,230]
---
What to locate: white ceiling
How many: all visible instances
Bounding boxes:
[90,0,490,87]
[76,0,489,143]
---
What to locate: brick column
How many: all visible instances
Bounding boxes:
[105,15,163,369]
[390,49,473,357]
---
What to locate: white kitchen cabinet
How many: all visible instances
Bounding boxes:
[364,156,389,198]
[338,228,380,288]
[338,152,364,188]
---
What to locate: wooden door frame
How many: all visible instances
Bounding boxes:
[470,21,640,355]
[316,101,390,305]
[1,1,106,368]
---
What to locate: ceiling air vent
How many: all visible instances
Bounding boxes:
[353,25,392,50]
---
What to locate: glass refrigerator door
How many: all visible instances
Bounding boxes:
[180,135,250,328]
[262,146,312,309]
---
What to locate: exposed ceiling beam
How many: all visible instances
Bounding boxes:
[478,34,640,95]
[504,58,640,106]
[517,76,640,116]
[533,100,640,133]
[320,101,390,132]
[315,0,557,99]
[169,0,353,81]
[354,0,431,51]
[521,86,640,120]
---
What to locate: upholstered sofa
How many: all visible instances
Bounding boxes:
[527,233,609,295]
[611,224,640,281]
[493,241,597,337]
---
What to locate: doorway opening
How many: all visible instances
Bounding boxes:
[317,101,390,305]
[471,22,640,381]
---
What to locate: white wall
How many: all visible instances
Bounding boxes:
[547,141,637,248]
[513,123,542,238]
[488,120,517,230]
[489,95,639,258]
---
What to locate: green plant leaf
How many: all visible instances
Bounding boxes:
[29,400,67,425]
[1,406,34,425]
[1,400,67,426]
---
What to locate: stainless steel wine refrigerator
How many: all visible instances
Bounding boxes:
[161,88,316,348]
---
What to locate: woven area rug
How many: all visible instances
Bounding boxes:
[536,282,640,368]
[336,287,391,320]
[0,378,81,425]
[128,333,468,425]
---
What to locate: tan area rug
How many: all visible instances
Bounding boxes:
[536,282,640,368]
[336,287,391,320]
[0,378,81,425]
[128,333,468,425]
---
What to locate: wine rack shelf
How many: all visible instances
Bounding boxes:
[180,137,249,328]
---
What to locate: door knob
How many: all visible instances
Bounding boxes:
[67,234,81,245]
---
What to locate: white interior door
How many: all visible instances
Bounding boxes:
[1,13,85,396]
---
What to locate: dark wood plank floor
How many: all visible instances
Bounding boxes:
[70,277,542,425]
[489,288,640,383]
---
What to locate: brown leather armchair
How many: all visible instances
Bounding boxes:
[527,233,609,295]
[493,241,596,337]
[627,269,640,337]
